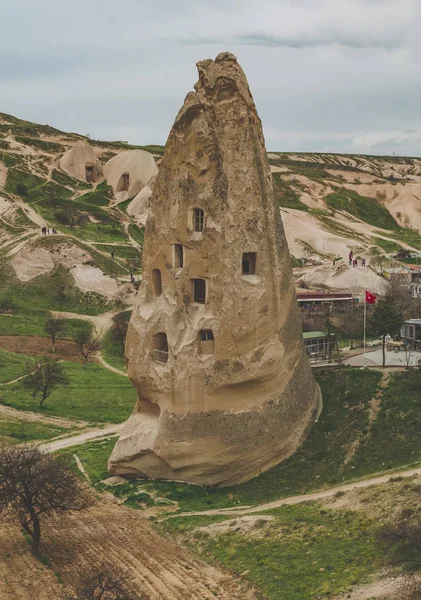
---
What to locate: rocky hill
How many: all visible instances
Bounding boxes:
[1,110,420,302]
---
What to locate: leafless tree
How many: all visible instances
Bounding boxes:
[125,254,142,279]
[22,358,69,408]
[371,254,391,277]
[0,445,93,557]
[387,274,413,318]
[44,315,66,352]
[113,287,130,311]
[337,304,365,349]
[69,566,145,600]
[73,330,102,366]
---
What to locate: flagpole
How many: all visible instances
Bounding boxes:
[363,295,366,369]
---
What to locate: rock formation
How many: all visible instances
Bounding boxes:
[103,149,158,200]
[109,52,321,487]
[59,140,102,183]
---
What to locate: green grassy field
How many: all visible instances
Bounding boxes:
[0,360,136,422]
[159,503,382,600]
[0,418,69,444]
[59,368,421,515]
[0,264,110,315]
[325,188,400,231]
[101,330,126,371]
[0,348,36,383]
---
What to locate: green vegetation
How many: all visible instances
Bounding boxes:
[102,330,126,371]
[93,244,137,260]
[325,188,399,231]
[15,136,65,154]
[59,437,118,482]
[162,504,381,600]
[0,419,68,444]
[350,371,421,475]
[0,348,35,383]
[370,237,404,254]
[51,169,90,190]
[0,360,136,422]
[272,173,309,211]
[0,264,110,315]
[128,224,144,246]
[0,151,24,168]
[61,369,387,511]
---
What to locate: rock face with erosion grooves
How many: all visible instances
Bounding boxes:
[109,52,321,487]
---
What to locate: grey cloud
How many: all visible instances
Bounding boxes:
[234,31,400,50]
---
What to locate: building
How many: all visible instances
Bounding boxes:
[303,331,339,361]
[400,319,421,350]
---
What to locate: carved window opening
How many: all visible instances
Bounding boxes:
[152,269,162,296]
[173,244,184,268]
[242,252,257,275]
[192,278,206,304]
[198,329,214,354]
[85,163,94,183]
[121,172,130,191]
[153,332,168,363]
[193,208,205,232]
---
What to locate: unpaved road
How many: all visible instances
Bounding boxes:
[0,501,256,600]
[40,423,124,451]
[50,310,116,337]
[171,466,421,519]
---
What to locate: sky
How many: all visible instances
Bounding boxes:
[1,0,421,156]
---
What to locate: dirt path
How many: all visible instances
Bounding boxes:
[97,354,127,377]
[170,465,421,519]
[39,423,124,451]
[0,501,255,600]
[0,403,88,428]
[50,310,116,337]
[334,576,402,600]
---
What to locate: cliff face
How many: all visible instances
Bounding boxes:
[108,52,321,487]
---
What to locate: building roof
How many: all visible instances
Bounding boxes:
[404,319,421,325]
[297,292,353,302]
[303,331,328,340]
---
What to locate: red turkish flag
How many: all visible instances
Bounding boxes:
[365,290,377,304]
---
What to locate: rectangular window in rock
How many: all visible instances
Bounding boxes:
[152,269,162,296]
[173,244,184,268]
[192,278,206,304]
[153,332,168,363]
[193,208,205,232]
[198,329,214,354]
[242,252,257,275]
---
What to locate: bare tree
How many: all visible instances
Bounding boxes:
[337,304,364,349]
[22,358,69,408]
[113,287,130,311]
[44,315,66,352]
[70,566,145,600]
[371,254,391,277]
[73,330,102,366]
[387,274,414,318]
[125,254,141,279]
[0,445,93,557]
[55,206,88,229]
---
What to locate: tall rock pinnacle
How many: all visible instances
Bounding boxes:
[108,52,321,487]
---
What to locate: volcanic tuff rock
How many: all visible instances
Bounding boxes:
[109,52,321,487]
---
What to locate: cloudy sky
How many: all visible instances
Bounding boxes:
[1,0,420,155]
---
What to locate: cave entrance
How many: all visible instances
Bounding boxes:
[85,163,95,183]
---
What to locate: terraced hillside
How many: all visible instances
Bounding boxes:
[269,151,421,262]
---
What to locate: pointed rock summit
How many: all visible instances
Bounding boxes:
[109,53,321,486]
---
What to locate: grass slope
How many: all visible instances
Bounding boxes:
[0,360,136,422]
